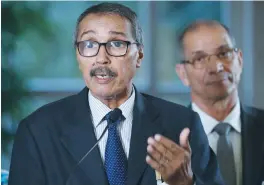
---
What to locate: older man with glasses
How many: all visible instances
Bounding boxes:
[176,20,264,185]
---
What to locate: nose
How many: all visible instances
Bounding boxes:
[96,45,110,65]
[207,55,224,73]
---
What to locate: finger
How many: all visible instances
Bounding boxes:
[179,128,191,153]
[146,155,165,173]
[154,134,184,153]
[147,144,170,167]
[147,137,173,161]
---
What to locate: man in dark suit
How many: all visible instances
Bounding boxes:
[9,3,224,185]
[176,20,264,185]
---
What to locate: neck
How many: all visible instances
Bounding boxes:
[192,90,238,121]
[93,85,133,109]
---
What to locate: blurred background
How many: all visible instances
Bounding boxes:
[1,1,264,171]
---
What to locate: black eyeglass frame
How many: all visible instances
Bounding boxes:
[75,40,140,57]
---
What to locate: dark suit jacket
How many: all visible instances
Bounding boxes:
[241,105,264,185]
[9,87,224,185]
[189,104,264,185]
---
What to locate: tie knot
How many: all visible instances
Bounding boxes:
[214,122,231,136]
[105,108,123,125]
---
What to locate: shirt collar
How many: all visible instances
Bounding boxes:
[192,100,241,135]
[88,87,135,127]
[223,101,241,133]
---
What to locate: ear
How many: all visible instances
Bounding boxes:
[136,47,144,68]
[237,49,243,71]
[175,63,190,86]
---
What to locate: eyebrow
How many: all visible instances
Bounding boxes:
[80,30,128,40]
[192,50,206,55]
[217,44,231,50]
[80,30,96,39]
[108,31,128,38]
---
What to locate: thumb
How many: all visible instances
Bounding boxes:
[180,128,191,152]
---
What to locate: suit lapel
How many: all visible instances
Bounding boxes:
[127,89,163,185]
[241,106,262,185]
[60,88,108,185]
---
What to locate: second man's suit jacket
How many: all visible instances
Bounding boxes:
[241,105,264,185]
[190,103,264,185]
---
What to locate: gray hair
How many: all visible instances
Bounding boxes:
[74,2,143,47]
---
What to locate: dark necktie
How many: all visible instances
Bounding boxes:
[214,122,237,185]
[104,109,127,185]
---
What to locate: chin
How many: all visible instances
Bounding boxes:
[93,85,125,100]
[92,89,115,99]
[212,88,236,101]
[205,86,230,100]
[211,93,229,101]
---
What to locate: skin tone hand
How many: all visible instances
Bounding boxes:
[146,128,193,185]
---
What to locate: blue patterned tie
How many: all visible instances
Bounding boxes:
[104,109,127,185]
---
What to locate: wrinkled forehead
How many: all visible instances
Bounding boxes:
[183,25,234,55]
[77,13,134,42]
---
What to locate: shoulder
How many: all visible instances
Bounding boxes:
[140,93,199,131]
[242,104,264,117]
[141,93,193,115]
[242,105,264,125]
[242,104,264,130]
[241,105,264,143]
[20,93,79,129]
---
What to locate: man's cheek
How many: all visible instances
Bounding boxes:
[79,62,90,73]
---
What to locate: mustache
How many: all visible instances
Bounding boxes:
[90,67,117,77]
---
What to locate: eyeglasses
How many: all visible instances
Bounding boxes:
[75,40,139,57]
[181,48,239,69]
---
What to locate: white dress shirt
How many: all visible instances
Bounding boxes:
[192,102,242,185]
[89,89,169,185]
[89,89,135,161]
